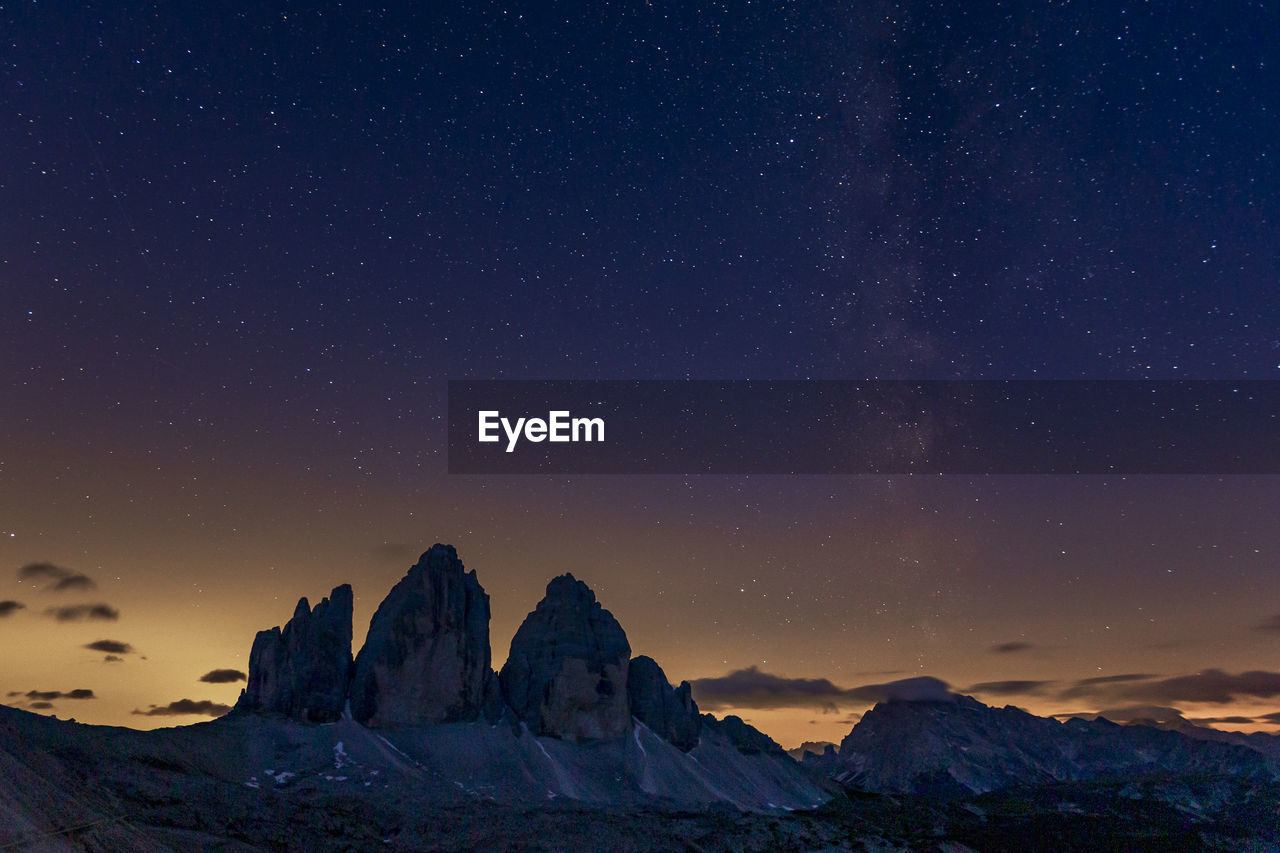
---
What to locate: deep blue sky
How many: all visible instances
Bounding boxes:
[2,1,1278,741]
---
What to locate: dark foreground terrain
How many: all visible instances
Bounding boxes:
[4,705,1280,852]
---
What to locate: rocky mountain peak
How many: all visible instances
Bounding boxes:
[499,573,632,742]
[348,544,495,727]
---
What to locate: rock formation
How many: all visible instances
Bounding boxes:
[237,583,353,722]
[499,573,631,742]
[627,655,701,751]
[702,713,788,757]
[348,544,494,726]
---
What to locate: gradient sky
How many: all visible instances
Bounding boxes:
[2,1,1277,748]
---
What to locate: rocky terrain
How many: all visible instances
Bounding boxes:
[3,544,1280,851]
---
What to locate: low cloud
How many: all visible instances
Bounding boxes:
[1057,673,1158,700]
[23,689,95,701]
[1126,669,1280,705]
[1092,705,1187,725]
[690,668,955,711]
[1187,715,1257,726]
[132,699,231,717]
[53,574,96,592]
[198,669,246,684]
[28,701,52,710]
[103,655,125,663]
[18,562,96,592]
[691,667,846,711]
[19,562,72,582]
[0,600,24,617]
[966,680,1053,697]
[45,603,119,622]
[1054,669,1280,714]
[845,676,955,703]
[991,641,1033,654]
[84,640,133,654]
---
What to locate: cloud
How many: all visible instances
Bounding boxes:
[28,702,52,710]
[18,562,71,582]
[690,669,956,711]
[103,655,124,663]
[21,689,95,701]
[45,603,119,622]
[1093,705,1187,725]
[1187,716,1257,726]
[1055,669,1280,708]
[198,669,246,684]
[131,699,231,717]
[966,680,1053,697]
[0,600,24,617]
[1057,673,1158,700]
[845,676,956,703]
[18,562,95,592]
[690,667,847,711]
[990,641,1033,654]
[1072,673,1157,686]
[1258,712,1280,724]
[1253,615,1280,633]
[1126,669,1280,705]
[84,640,133,654]
[52,574,96,592]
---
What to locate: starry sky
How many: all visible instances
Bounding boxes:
[2,1,1278,747]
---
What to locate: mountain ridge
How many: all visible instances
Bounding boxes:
[805,692,1279,796]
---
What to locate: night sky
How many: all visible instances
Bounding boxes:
[2,1,1278,746]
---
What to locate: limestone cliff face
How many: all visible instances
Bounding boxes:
[237,584,353,722]
[348,544,494,726]
[499,574,631,742]
[627,655,701,751]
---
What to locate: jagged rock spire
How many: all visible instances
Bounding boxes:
[348,544,497,726]
[237,583,353,723]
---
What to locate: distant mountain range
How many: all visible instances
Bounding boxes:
[3,543,1279,850]
[804,692,1280,797]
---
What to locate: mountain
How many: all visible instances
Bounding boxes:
[231,545,825,810]
[0,544,833,850]
[809,693,1273,796]
[236,583,353,722]
[787,741,836,761]
[499,573,633,741]
[348,544,498,726]
[8,543,1280,849]
[627,655,702,751]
